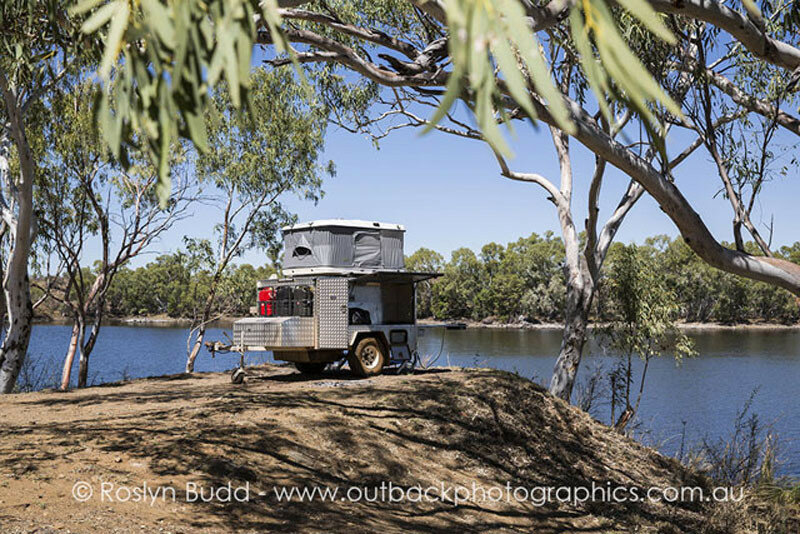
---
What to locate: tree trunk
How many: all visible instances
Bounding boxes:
[614,351,635,433]
[0,273,33,393]
[185,276,220,373]
[77,306,103,388]
[76,320,89,387]
[0,85,36,394]
[77,345,89,388]
[632,355,651,418]
[547,186,593,402]
[60,320,81,390]
[548,284,591,401]
[185,324,206,373]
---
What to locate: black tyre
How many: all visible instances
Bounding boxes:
[348,337,386,377]
[231,368,245,384]
[294,362,327,374]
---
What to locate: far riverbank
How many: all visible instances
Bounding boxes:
[33,315,800,330]
[418,317,800,331]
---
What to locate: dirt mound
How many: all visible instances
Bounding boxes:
[0,365,731,532]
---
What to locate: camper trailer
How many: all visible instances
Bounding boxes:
[224,220,439,377]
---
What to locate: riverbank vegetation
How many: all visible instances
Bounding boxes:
[15,62,339,389]
[2,0,799,400]
[1,2,799,531]
[407,233,800,324]
[29,232,800,329]
[409,234,800,326]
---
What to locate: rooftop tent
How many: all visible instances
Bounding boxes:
[282,220,405,274]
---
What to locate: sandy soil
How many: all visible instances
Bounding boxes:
[0,364,755,533]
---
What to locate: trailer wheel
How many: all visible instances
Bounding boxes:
[294,362,327,374]
[231,368,245,384]
[348,337,386,377]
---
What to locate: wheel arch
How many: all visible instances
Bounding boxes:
[350,331,389,356]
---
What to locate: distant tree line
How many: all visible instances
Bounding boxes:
[33,254,275,322]
[407,234,800,326]
[31,233,800,327]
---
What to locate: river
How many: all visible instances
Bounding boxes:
[23,324,800,476]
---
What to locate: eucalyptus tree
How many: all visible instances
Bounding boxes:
[183,67,331,373]
[602,244,695,432]
[35,82,198,389]
[0,0,320,392]
[0,1,100,392]
[405,247,445,318]
[678,18,797,257]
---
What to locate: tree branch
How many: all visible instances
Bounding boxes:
[493,151,565,209]
[671,59,800,137]
[279,8,420,60]
[647,0,800,70]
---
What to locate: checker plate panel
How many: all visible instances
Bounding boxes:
[315,277,350,349]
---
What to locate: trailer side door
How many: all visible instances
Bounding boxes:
[315,277,350,349]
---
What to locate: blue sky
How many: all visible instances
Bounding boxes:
[151,110,800,269]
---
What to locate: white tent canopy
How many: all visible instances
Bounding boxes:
[282,220,405,275]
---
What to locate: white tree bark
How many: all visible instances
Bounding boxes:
[549,203,592,400]
[645,0,800,70]
[45,151,196,389]
[496,117,643,401]
[0,72,35,393]
[185,289,217,373]
[60,321,80,390]
[550,289,591,400]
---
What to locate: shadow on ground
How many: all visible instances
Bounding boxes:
[0,365,714,533]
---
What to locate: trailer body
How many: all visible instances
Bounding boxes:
[229,220,438,376]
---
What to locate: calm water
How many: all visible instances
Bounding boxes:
[25,324,800,476]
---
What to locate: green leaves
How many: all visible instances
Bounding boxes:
[101,1,128,80]
[604,244,695,363]
[76,1,116,33]
[141,0,175,49]
[431,0,683,158]
[198,67,328,215]
[69,0,289,207]
[569,0,683,136]
[429,0,574,157]
[71,0,129,80]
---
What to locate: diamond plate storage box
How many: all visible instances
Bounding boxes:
[315,277,350,348]
[233,317,315,349]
